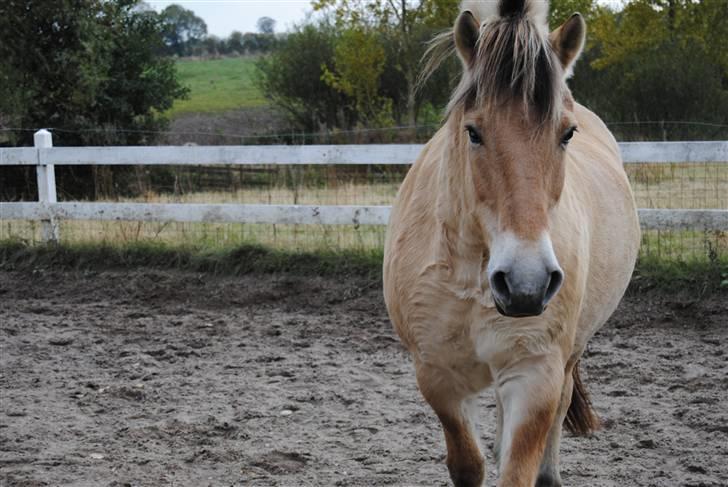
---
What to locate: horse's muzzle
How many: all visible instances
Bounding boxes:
[490,267,563,318]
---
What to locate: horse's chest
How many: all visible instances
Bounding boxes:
[404,279,564,375]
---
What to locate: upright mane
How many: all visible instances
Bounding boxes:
[421,0,562,122]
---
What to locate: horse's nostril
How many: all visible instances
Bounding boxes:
[491,270,511,302]
[544,269,564,304]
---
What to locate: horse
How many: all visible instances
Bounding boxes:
[382,1,640,486]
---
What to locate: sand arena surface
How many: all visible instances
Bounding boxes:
[1,269,726,486]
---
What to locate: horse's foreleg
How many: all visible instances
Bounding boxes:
[418,367,485,487]
[535,365,574,487]
[494,355,564,487]
[493,389,503,463]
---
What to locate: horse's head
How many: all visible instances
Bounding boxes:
[448,1,586,317]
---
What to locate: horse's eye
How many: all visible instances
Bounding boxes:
[466,126,482,145]
[561,126,577,147]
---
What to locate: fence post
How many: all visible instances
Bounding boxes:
[34,129,59,243]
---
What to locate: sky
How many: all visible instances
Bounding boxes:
[146,1,314,37]
[146,0,622,39]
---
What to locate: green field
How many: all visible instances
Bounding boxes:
[166,57,267,117]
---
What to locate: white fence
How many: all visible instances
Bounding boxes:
[1,130,727,243]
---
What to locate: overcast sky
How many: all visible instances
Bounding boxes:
[146,0,624,39]
[146,1,314,37]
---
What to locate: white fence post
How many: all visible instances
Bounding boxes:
[34,129,58,243]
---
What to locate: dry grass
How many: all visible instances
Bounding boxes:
[2,162,726,260]
[2,220,388,253]
[625,163,727,209]
[130,181,401,206]
[122,163,727,210]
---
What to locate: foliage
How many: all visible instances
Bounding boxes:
[313,0,459,124]
[186,32,277,57]
[631,254,728,296]
[255,23,356,132]
[157,4,281,58]
[253,0,727,140]
[321,27,391,124]
[0,0,189,202]
[549,0,597,27]
[257,16,277,34]
[257,1,460,131]
[159,3,208,56]
[0,0,188,146]
[576,0,728,140]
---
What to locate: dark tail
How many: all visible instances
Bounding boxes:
[564,361,600,435]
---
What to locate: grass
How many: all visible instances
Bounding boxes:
[0,239,384,280]
[1,239,725,293]
[2,161,726,260]
[2,220,390,254]
[625,163,727,209]
[1,162,725,285]
[166,57,267,118]
[631,255,728,295]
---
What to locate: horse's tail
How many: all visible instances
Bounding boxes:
[564,361,600,435]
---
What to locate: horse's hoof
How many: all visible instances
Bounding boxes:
[448,462,484,487]
[450,472,483,487]
[535,472,562,487]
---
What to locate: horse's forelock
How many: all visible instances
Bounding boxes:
[470,16,561,122]
[436,0,560,124]
[462,0,549,27]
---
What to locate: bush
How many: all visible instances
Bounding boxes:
[256,23,357,133]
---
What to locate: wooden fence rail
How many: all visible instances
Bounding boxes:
[1,130,727,243]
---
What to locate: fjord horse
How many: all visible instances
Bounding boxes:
[383,1,640,485]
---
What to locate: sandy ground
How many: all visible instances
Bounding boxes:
[0,269,726,487]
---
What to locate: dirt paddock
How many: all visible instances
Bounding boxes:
[1,269,726,486]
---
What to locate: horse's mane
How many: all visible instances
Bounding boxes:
[420,0,562,123]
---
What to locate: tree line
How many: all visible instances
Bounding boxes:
[0,0,187,147]
[256,0,728,141]
[0,1,276,148]
[1,0,725,202]
[1,0,726,150]
[159,4,278,57]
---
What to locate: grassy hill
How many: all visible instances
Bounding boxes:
[166,57,267,118]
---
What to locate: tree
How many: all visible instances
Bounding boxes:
[549,0,596,27]
[312,0,459,124]
[159,3,208,56]
[256,1,462,132]
[0,0,188,146]
[0,0,189,199]
[257,16,276,34]
[239,32,277,55]
[256,23,356,132]
[228,31,245,54]
[321,27,390,124]
[573,0,728,140]
[201,35,222,57]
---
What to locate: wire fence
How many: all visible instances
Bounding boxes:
[2,120,728,146]
[2,122,727,262]
[2,158,726,263]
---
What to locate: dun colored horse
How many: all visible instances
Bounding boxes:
[383,1,640,485]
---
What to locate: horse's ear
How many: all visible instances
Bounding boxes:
[549,13,586,78]
[454,10,480,66]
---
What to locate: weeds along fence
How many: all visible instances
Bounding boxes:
[1,130,727,263]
